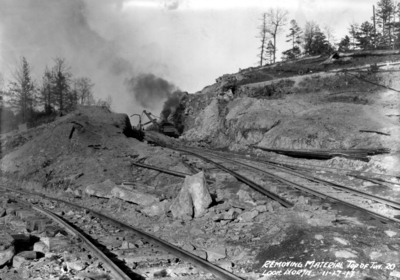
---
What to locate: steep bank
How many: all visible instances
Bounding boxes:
[181,59,400,174]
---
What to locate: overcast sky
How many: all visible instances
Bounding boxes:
[0,0,378,117]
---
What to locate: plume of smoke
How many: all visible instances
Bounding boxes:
[124,73,187,133]
[125,73,179,110]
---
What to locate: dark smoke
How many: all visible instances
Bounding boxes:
[125,73,187,133]
[125,73,178,110]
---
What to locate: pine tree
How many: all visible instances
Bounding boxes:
[282,19,303,60]
[356,21,375,49]
[287,19,303,49]
[39,67,54,115]
[51,58,73,113]
[348,23,360,50]
[376,0,395,48]
[338,35,351,52]
[7,57,36,123]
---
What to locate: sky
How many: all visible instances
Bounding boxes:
[0,0,378,118]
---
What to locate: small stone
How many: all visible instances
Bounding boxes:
[12,251,38,269]
[66,259,87,271]
[334,237,348,245]
[85,179,116,198]
[112,185,159,206]
[335,250,357,258]
[0,233,15,266]
[215,261,233,272]
[236,190,253,202]
[314,234,324,240]
[153,225,160,232]
[238,210,259,222]
[189,228,205,236]
[141,200,170,217]
[390,271,400,278]
[255,205,267,213]
[153,269,167,278]
[40,237,70,253]
[206,245,226,261]
[369,252,383,260]
[33,241,48,253]
[385,230,398,237]
[182,243,195,252]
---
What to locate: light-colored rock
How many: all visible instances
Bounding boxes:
[390,270,400,278]
[170,184,193,220]
[334,237,348,245]
[12,251,38,269]
[170,172,212,219]
[255,205,267,212]
[141,200,170,217]
[238,210,259,222]
[206,245,226,261]
[0,242,15,266]
[186,172,212,217]
[215,260,233,272]
[85,179,115,198]
[40,237,70,253]
[385,230,398,237]
[369,252,382,260]
[33,241,49,253]
[236,189,253,202]
[66,259,87,271]
[335,250,357,258]
[111,185,159,206]
[314,234,324,240]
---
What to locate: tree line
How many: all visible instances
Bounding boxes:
[258,0,400,65]
[0,57,112,132]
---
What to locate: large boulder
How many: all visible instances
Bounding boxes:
[170,172,212,219]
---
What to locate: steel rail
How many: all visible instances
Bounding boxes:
[235,156,400,210]
[176,148,400,225]
[196,147,400,180]
[131,161,214,183]
[5,193,131,280]
[187,147,400,209]
[171,148,294,208]
[0,186,244,280]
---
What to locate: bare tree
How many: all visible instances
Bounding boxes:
[51,57,72,112]
[74,77,95,105]
[257,13,269,66]
[265,8,289,63]
[323,24,336,47]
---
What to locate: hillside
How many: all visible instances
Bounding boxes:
[181,53,400,175]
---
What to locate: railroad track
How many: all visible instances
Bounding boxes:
[171,146,400,226]
[0,185,244,280]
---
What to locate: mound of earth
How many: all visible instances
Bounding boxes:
[0,106,189,191]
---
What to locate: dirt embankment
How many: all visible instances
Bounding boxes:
[181,62,400,174]
[0,106,190,191]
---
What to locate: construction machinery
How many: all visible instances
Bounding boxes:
[131,110,180,138]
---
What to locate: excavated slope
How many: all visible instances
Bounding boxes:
[182,64,400,174]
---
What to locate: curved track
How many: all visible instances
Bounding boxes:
[0,185,244,280]
[171,146,400,225]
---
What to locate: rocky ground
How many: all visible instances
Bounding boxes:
[1,54,400,280]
